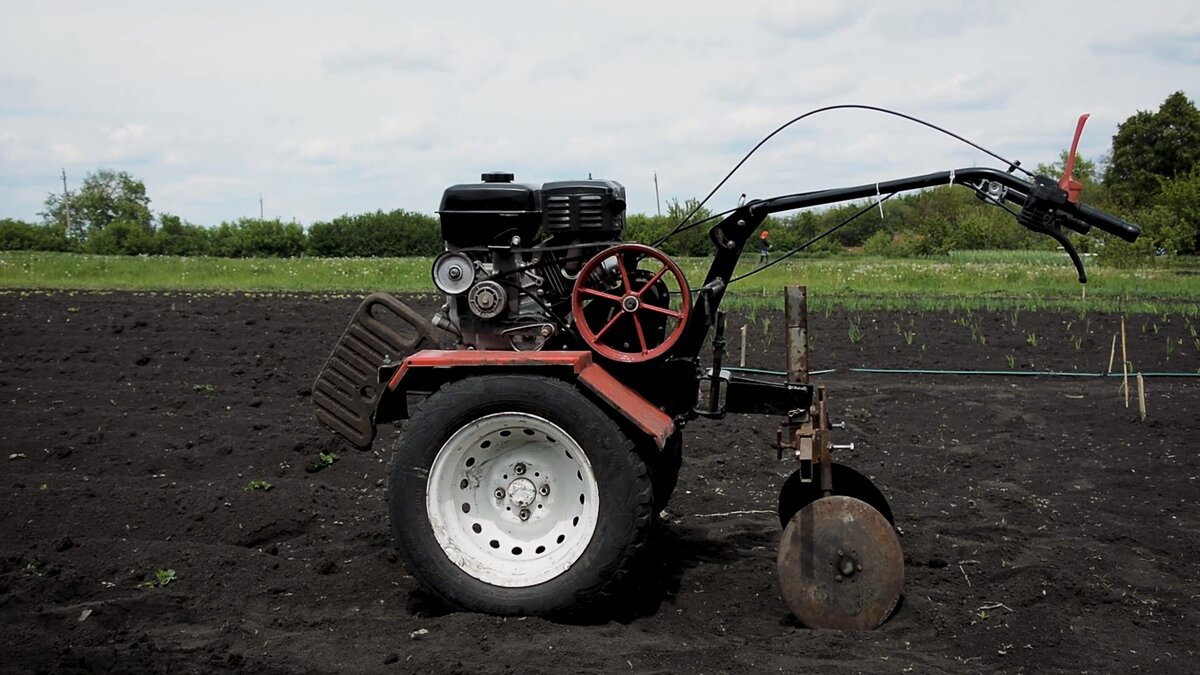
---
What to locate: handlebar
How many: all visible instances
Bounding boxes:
[700,167,1141,292]
[680,165,1144,357]
[1069,201,1139,242]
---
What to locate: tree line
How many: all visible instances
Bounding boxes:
[3,92,1196,262]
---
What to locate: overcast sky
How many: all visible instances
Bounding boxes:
[1,1,1196,226]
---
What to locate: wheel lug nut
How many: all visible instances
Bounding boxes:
[494,488,506,499]
[539,484,550,496]
[514,463,526,475]
[519,508,530,521]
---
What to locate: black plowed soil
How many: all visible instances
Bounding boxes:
[1,291,1197,673]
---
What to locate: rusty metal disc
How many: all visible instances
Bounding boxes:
[776,495,904,630]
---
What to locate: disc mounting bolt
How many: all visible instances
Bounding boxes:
[519,508,530,521]
[494,488,506,499]
[539,484,550,496]
[514,463,526,475]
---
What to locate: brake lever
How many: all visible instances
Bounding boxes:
[1034,223,1086,283]
[1017,175,1088,283]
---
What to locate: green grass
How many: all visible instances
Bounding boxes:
[2,250,1198,314]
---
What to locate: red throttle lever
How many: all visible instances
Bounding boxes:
[1058,113,1090,204]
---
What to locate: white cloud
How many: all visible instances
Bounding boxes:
[759,1,871,38]
[0,0,1195,225]
[51,143,84,164]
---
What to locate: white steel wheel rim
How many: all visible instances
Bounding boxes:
[426,412,601,587]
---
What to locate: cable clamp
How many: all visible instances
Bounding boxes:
[949,169,955,188]
[875,182,885,218]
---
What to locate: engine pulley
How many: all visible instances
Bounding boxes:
[432,251,476,295]
[468,280,507,319]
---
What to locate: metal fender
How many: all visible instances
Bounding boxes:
[385,350,675,450]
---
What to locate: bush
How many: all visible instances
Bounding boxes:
[307,210,440,257]
[212,218,305,257]
[862,230,935,257]
[83,221,160,255]
[158,214,214,256]
[0,219,75,252]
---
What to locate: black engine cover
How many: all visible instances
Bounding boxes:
[438,174,627,248]
[439,172,541,248]
[542,179,625,236]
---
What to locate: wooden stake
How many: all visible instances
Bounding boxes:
[739,324,747,368]
[1106,334,1117,374]
[1121,316,1129,408]
[1136,373,1147,421]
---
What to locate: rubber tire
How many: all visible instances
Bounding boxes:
[387,374,654,616]
[649,431,683,511]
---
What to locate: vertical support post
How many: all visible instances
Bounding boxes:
[61,169,71,237]
[785,286,810,384]
[1136,373,1147,422]
[739,324,747,367]
[708,311,726,414]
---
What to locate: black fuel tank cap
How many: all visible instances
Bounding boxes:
[481,172,514,183]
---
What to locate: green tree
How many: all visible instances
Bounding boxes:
[1035,151,1101,185]
[84,220,161,255]
[660,198,714,256]
[157,213,214,256]
[42,168,153,240]
[1103,91,1200,210]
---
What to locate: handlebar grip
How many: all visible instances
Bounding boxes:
[1071,202,1140,242]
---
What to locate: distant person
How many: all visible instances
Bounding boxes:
[758,230,770,263]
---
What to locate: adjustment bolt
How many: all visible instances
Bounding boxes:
[519,508,530,521]
[494,488,506,499]
[448,265,462,280]
[830,421,846,430]
[832,443,856,451]
[514,463,526,475]
[539,484,550,496]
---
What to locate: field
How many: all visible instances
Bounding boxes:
[3,250,1200,315]
[2,289,1198,673]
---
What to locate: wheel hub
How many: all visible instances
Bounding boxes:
[507,477,537,507]
[621,295,640,312]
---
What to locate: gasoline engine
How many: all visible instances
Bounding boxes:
[429,172,674,354]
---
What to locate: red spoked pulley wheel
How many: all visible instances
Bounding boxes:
[571,243,692,363]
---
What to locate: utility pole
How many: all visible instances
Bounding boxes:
[654,172,661,217]
[61,169,71,235]
[259,193,264,219]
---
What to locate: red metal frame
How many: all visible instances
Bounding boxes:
[387,349,675,450]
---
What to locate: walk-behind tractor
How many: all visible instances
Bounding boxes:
[312,109,1140,628]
